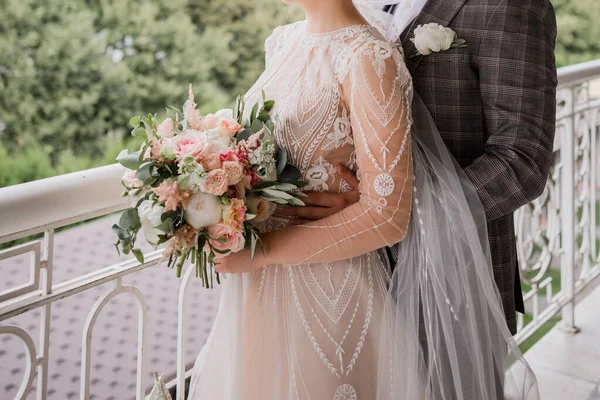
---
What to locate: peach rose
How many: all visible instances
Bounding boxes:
[172,129,208,159]
[218,118,242,137]
[203,169,228,196]
[199,153,222,171]
[227,181,246,199]
[207,224,246,254]
[245,195,277,224]
[222,198,246,233]
[157,118,174,138]
[222,161,244,185]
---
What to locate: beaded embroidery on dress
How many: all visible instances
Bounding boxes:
[187,20,416,400]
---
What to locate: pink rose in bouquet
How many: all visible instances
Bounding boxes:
[172,130,208,160]
[207,224,246,254]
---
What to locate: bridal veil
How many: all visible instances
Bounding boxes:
[355,0,540,398]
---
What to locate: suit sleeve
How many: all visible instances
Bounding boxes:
[463,0,558,221]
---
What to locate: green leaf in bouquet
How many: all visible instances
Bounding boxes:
[265,120,275,133]
[117,149,143,170]
[276,148,288,175]
[197,234,207,252]
[156,218,175,235]
[135,162,154,184]
[262,100,275,113]
[259,196,289,205]
[119,208,141,231]
[262,189,295,200]
[261,90,267,104]
[236,128,253,143]
[234,95,245,123]
[130,116,141,128]
[212,247,231,255]
[250,118,263,133]
[268,183,299,192]
[289,197,306,206]
[132,248,145,264]
[167,105,182,114]
[132,126,147,139]
[256,112,270,123]
[112,224,132,249]
[278,164,303,183]
[250,233,257,261]
[250,180,280,191]
[250,102,259,124]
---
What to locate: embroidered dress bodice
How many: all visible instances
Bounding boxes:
[245,21,414,264]
[188,21,417,400]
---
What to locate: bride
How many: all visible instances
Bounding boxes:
[187,1,539,399]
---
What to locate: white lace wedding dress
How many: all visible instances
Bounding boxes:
[187,21,417,400]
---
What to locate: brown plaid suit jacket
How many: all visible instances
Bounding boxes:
[392,0,558,334]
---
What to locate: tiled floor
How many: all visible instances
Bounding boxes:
[0,215,221,400]
[526,286,600,400]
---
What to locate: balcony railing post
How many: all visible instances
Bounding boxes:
[559,86,580,333]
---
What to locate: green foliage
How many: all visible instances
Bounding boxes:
[553,0,600,67]
[0,0,301,188]
[1,0,598,188]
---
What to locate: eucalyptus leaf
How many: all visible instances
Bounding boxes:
[156,218,175,234]
[116,149,143,170]
[130,116,141,128]
[132,126,147,138]
[236,129,253,143]
[119,208,141,230]
[135,162,154,183]
[250,118,263,133]
[132,248,145,264]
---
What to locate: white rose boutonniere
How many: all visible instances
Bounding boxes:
[410,23,466,58]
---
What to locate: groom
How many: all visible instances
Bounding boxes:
[278,0,558,335]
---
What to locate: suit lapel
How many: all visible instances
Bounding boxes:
[400,0,468,74]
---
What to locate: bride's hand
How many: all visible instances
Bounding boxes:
[213,248,268,274]
[274,165,360,225]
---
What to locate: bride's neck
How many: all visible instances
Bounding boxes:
[302,1,368,33]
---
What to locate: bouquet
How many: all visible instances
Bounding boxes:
[113,85,306,287]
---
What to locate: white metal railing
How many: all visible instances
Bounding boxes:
[0,59,599,399]
[514,59,600,342]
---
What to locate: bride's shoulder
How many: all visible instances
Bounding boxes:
[265,21,303,51]
[337,32,408,84]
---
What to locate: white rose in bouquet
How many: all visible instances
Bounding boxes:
[412,23,457,55]
[203,128,231,154]
[138,200,165,245]
[184,192,223,229]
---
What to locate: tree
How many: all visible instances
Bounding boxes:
[553,0,600,67]
[0,0,250,167]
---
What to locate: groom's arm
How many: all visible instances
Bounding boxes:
[464,0,558,222]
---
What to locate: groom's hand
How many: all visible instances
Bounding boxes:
[274,165,360,225]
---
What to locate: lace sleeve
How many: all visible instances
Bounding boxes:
[264,26,284,69]
[261,40,413,266]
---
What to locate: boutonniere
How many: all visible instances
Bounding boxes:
[410,23,466,58]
